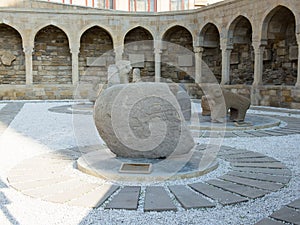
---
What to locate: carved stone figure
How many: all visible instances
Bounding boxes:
[201,89,251,122]
[94,82,195,159]
[116,60,132,84]
[0,51,16,66]
[132,68,142,83]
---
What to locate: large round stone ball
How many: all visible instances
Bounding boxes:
[94,82,195,159]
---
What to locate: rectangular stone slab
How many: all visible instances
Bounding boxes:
[188,182,247,205]
[206,179,269,199]
[231,162,286,169]
[255,218,286,225]
[270,207,300,224]
[226,171,291,184]
[144,186,177,212]
[225,157,278,163]
[219,175,284,191]
[232,167,292,176]
[168,185,215,209]
[287,198,300,209]
[105,186,140,210]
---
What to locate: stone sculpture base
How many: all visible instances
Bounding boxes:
[76,148,218,182]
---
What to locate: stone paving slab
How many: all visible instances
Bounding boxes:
[206,179,269,199]
[105,186,140,210]
[232,167,292,176]
[219,175,284,191]
[68,184,119,208]
[189,182,247,205]
[270,206,300,224]
[226,171,291,184]
[225,157,278,163]
[144,186,177,212]
[244,131,269,137]
[168,185,215,209]
[231,162,286,169]
[288,199,300,209]
[255,218,287,225]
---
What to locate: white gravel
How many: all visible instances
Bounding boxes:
[0,101,299,225]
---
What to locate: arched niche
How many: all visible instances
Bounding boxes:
[0,24,25,85]
[262,6,297,86]
[161,25,194,83]
[228,16,253,85]
[33,25,72,84]
[124,26,154,80]
[199,23,221,83]
[79,26,114,84]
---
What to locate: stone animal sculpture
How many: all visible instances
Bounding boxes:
[107,60,132,87]
[201,89,251,122]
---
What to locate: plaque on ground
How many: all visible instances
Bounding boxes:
[119,163,152,174]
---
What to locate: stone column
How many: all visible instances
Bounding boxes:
[71,47,79,85]
[296,34,300,87]
[154,42,162,82]
[23,46,33,85]
[252,41,265,86]
[220,44,233,85]
[194,46,204,83]
[114,47,124,63]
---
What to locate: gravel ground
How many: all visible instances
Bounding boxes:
[0,101,299,225]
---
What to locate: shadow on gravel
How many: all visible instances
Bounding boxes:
[0,179,21,225]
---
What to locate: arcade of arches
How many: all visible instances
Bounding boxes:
[0,0,300,108]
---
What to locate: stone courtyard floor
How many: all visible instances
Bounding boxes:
[0,101,299,225]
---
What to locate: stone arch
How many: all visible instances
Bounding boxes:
[33,25,72,84]
[160,25,194,83]
[0,23,25,85]
[228,16,254,85]
[199,23,221,83]
[79,26,114,84]
[123,26,154,80]
[262,5,297,85]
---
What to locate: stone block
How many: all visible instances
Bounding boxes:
[289,46,298,60]
[87,57,106,67]
[178,55,193,67]
[129,54,145,68]
[263,49,271,61]
[277,48,286,56]
[230,52,239,65]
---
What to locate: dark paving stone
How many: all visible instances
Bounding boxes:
[144,186,177,212]
[232,167,292,176]
[226,171,291,184]
[220,152,266,159]
[244,131,269,137]
[231,162,286,169]
[219,175,284,191]
[232,131,255,137]
[105,186,140,210]
[206,179,269,199]
[168,185,215,209]
[288,198,300,209]
[270,206,300,225]
[225,157,279,163]
[255,218,286,225]
[189,182,247,205]
[0,103,24,135]
[257,130,285,136]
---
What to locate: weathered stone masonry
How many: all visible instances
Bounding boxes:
[0,0,300,108]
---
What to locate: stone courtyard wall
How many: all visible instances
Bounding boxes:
[0,0,300,109]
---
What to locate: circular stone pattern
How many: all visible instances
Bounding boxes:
[94,83,195,159]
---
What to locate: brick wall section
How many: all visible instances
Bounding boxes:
[33,25,72,84]
[0,24,25,85]
[79,26,114,84]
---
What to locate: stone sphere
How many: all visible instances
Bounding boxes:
[94,82,195,159]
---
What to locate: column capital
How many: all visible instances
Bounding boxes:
[193,46,204,54]
[70,47,80,55]
[252,40,267,50]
